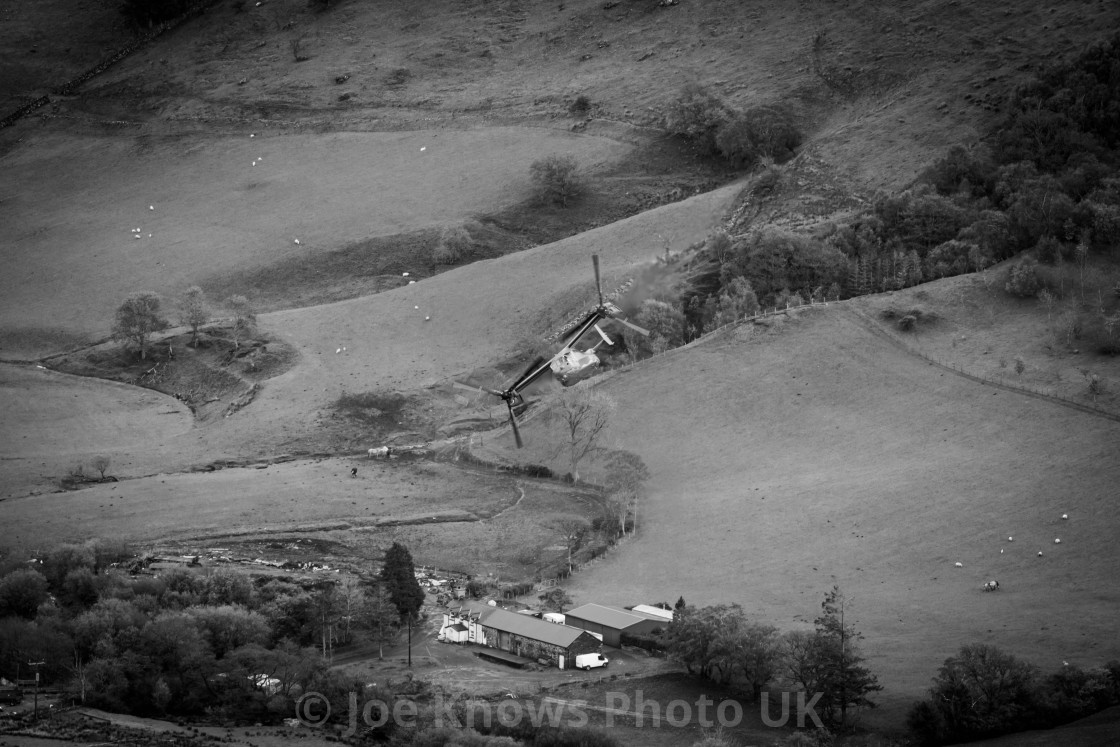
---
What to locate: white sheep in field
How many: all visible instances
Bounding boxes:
[368,446,392,458]
[983,580,1000,592]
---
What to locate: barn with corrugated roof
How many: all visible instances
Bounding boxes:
[562,603,669,647]
[440,601,601,668]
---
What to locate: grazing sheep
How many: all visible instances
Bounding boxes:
[983,580,1000,592]
[368,446,389,458]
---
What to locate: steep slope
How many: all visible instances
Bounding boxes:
[0,183,738,498]
[0,126,628,346]
[562,305,1120,722]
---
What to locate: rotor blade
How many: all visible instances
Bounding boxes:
[557,310,606,352]
[608,315,650,336]
[453,381,505,398]
[592,254,603,308]
[507,403,524,449]
[509,355,551,393]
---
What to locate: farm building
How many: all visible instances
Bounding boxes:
[630,604,674,623]
[440,601,601,668]
[563,603,669,647]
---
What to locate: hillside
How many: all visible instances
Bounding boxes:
[2,0,1120,741]
[557,303,1120,726]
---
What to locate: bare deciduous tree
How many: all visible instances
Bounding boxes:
[538,586,572,613]
[91,456,111,480]
[367,582,400,661]
[112,292,168,360]
[541,385,615,482]
[225,295,256,349]
[604,450,650,537]
[549,516,590,574]
[180,286,209,347]
[1037,287,1056,323]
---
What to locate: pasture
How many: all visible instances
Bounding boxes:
[0,126,629,354]
[2,0,1120,738]
[558,305,1120,726]
[0,453,605,583]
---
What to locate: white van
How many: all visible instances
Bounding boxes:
[574,653,609,670]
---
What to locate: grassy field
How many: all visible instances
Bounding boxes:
[3,0,1120,741]
[558,304,1120,727]
[0,453,608,582]
[0,361,191,463]
[0,127,629,351]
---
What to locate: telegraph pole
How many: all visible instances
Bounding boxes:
[28,661,45,718]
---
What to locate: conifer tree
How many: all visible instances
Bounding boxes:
[379,542,424,622]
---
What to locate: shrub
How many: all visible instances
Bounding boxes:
[898,314,917,332]
[431,226,474,265]
[569,95,591,115]
[705,227,734,263]
[289,37,309,63]
[1005,177,1077,250]
[626,299,686,358]
[720,228,847,307]
[957,210,1013,262]
[714,114,763,167]
[92,456,111,479]
[873,189,975,256]
[924,144,998,199]
[1056,308,1085,347]
[385,67,411,86]
[1033,235,1066,264]
[619,631,666,653]
[466,579,495,598]
[701,276,759,332]
[499,581,534,599]
[1084,313,1120,355]
[529,155,583,207]
[1005,258,1043,297]
[926,240,975,279]
[663,83,730,154]
[1086,200,1120,250]
[715,106,801,167]
[501,463,555,479]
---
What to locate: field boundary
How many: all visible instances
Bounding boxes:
[1,0,223,129]
[844,306,1120,423]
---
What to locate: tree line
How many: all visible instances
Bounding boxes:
[613,33,1120,355]
[112,286,256,361]
[660,587,881,734]
[907,645,1120,745]
[0,539,424,720]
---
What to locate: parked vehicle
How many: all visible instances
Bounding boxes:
[574,653,609,670]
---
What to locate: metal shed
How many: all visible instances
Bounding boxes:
[563,603,668,647]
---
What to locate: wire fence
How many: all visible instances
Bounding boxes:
[845,307,1120,423]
